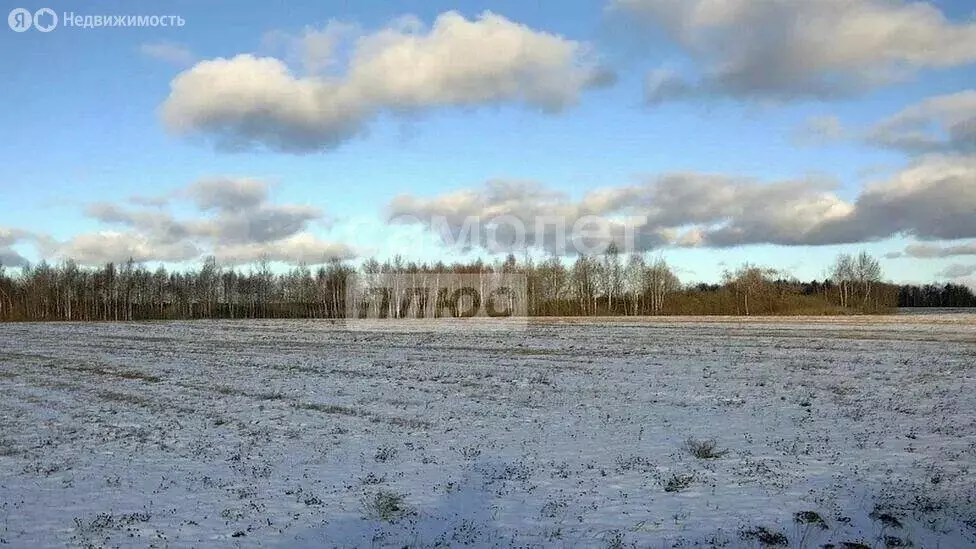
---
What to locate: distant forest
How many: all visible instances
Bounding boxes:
[0,249,972,322]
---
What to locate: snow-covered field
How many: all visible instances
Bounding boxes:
[1,316,974,548]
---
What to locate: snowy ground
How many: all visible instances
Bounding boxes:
[1,316,974,548]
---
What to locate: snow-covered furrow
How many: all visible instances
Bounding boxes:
[0,316,974,547]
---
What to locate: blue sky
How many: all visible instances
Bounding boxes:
[1,0,975,285]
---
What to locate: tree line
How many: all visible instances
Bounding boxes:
[0,249,965,322]
[898,282,976,308]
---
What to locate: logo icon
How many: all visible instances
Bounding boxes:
[8,8,32,32]
[7,8,57,32]
[32,7,56,32]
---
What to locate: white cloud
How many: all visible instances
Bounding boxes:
[612,0,976,101]
[213,233,355,266]
[51,232,201,265]
[343,11,604,111]
[0,228,31,268]
[826,154,976,242]
[867,90,976,153]
[387,154,976,253]
[388,179,670,254]
[161,11,610,152]
[161,55,368,153]
[0,227,28,248]
[140,42,196,66]
[201,204,323,245]
[263,21,357,75]
[183,177,271,212]
[794,115,846,145]
[44,178,351,266]
[0,249,28,268]
[902,241,976,258]
[939,263,976,279]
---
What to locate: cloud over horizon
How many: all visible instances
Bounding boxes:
[36,179,354,267]
[0,228,30,268]
[889,241,976,259]
[939,263,976,279]
[388,154,976,253]
[2,151,973,279]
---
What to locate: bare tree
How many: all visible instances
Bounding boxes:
[536,255,568,315]
[0,251,902,322]
[0,262,10,320]
[831,253,855,309]
[724,263,777,316]
[624,253,646,315]
[646,256,680,315]
[853,251,883,310]
[601,243,623,313]
[571,255,599,315]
